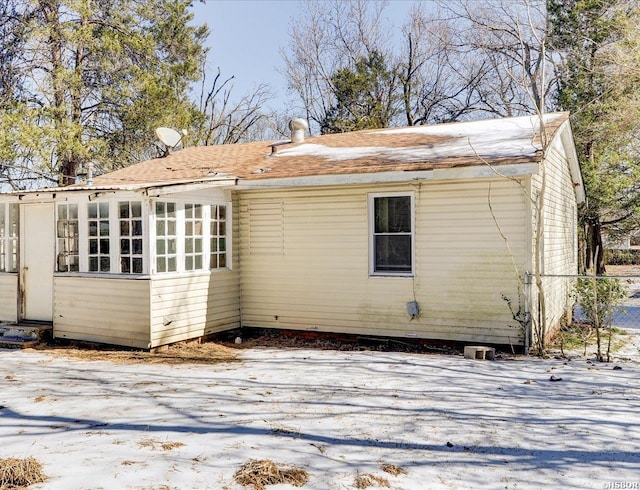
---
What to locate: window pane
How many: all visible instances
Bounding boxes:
[131,201,141,218]
[99,238,110,254]
[88,203,97,219]
[69,256,79,272]
[156,221,165,235]
[120,221,129,236]
[374,196,411,233]
[157,257,166,272]
[89,221,97,237]
[219,254,226,268]
[59,205,68,219]
[132,220,142,236]
[168,239,176,254]
[89,239,98,254]
[185,238,193,253]
[185,222,193,236]
[168,257,176,272]
[219,206,226,220]
[167,220,176,235]
[156,202,165,216]
[100,220,109,236]
[211,238,218,253]
[195,238,202,253]
[167,202,175,217]
[132,258,143,274]
[219,238,226,252]
[195,256,202,269]
[69,205,78,219]
[121,258,130,274]
[119,202,129,219]
[121,239,130,254]
[156,240,165,254]
[132,239,142,254]
[58,255,68,272]
[100,257,110,272]
[219,222,226,235]
[89,257,98,272]
[186,256,193,270]
[375,235,412,272]
[99,202,109,217]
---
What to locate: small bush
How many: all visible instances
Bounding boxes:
[573,276,627,361]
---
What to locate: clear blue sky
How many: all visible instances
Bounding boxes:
[190,0,420,109]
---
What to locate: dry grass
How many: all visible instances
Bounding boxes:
[353,473,391,489]
[137,438,185,451]
[37,340,238,365]
[233,459,309,490]
[380,463,407,476]
[0,457,46,489]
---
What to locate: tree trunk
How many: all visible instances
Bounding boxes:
[586,220,606,274]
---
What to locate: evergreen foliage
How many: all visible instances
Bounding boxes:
[0,0,207,189]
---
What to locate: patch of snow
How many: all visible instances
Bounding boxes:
[275,114,561,164]
[1,345,638,489]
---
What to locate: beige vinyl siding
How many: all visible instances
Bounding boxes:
[531,140,578,336]
[149,270,240,347]
[240,179,528,345]
[0,274,17,322]
[149,195,240,347]
[53,276,151,348]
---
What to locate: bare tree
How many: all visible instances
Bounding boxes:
[280,0,390,134]
[437,0,555,117]
[195,66,273,145]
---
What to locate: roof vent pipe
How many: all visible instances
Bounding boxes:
[289,118,309,144]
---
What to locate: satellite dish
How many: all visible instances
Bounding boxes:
[155,127,184,149]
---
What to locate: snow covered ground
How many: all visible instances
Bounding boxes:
[1,339,639,490]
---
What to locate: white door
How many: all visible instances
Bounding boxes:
[22,204,55,321]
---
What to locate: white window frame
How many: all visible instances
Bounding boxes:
[368,192,414,277]
[118,200,144,274]
[0,203,19,273]
[87,201,110,273]
[56,203,80,272]
[150,199,232,274]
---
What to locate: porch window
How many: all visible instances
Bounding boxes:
[119,201,143,274]
[56,204,79,272]
[210,204,227,268]
[184,203,204,271]
[0,204,19,272]
[88,202,110,272]
[155,201,177,273]
[370,194,413,275]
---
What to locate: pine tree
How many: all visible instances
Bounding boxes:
[549,0,640,272]
[320,51,398,134]
[0,0,207,189]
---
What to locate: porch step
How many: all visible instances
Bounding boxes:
[0,322,52,349]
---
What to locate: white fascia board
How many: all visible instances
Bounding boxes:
[235,163,537,190]
[558,121,586,204]
[141,178,237,197]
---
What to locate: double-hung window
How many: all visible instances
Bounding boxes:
[370,194,413,275]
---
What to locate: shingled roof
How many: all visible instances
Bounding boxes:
[90,112,569,187]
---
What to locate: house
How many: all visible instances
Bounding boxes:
[0,112,584,352]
